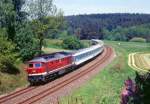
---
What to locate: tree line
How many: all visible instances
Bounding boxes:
[103,24,150,42]
[66,13,150,40]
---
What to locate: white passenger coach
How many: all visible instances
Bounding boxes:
[73,39,104,65]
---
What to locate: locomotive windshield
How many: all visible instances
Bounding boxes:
[35,63,41,68]
[29,64,33,68]
[28,63,41,68]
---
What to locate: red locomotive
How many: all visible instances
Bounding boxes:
[26,52,73,83]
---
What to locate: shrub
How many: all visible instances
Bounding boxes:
[0,29,18,73]
[62,36,84,50]
[15,23,40,61]
[129,37,146,43]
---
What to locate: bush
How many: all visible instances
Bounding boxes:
[0,29,18,73]
[129,37,146,42]
[62,36,84,50]
[15,23,40,61]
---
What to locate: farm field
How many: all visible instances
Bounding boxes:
[128,53,150,72]
[60,40,150,104]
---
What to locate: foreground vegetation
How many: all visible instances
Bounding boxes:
[60,41,150,104]
[0,63,28,95]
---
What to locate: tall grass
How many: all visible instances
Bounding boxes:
[0,63,28,95]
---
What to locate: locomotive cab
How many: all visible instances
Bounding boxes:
[26,62,47,83]
[26,62,45,74]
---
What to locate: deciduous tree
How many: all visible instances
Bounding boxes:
[26,0,64,55]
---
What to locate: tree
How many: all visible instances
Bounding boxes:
[0,0,16,41]
[0,0,26,41]
[26,0,64,55]
[15,22,39,61]
[31,19,48,55]
[0,28,18,73]
[62,36,84,50]
[26,0,56,19]
[12,0,26,22]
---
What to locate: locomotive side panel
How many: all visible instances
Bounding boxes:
[45,56,73,74]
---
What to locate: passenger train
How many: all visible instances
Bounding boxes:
[25,39,104,84]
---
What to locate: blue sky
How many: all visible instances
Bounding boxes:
[54,0,150,16]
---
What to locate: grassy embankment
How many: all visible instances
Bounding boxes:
[0,62,28,95]
[60,41,150,104]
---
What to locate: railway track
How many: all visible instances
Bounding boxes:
[0,86,37,103]
[0,46,114,104]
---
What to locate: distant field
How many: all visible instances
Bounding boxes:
[43,39,91,53]
[60,40,150,104]
[43,39,70,53]
[128,53,150,72]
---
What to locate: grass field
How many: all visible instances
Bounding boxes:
[128,53,150,72]
[60,41,150,104]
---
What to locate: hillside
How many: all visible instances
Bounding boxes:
[65,13,150,39]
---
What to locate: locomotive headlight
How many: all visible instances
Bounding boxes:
[32,70,36,73]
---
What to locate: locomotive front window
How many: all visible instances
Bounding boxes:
[35,63,41,68]
[29,64,33,68]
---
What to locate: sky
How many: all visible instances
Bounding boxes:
[54,0,150,16]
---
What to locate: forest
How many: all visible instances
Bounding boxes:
[66,14,150,41]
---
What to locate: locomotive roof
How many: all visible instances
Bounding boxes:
[29,51,72,63]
